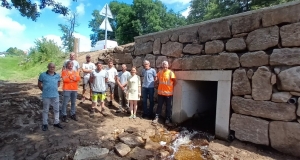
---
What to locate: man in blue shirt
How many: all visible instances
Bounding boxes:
[38,63,63,131]
[141,60,157,119]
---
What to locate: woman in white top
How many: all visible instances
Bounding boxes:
[127,67,141,119]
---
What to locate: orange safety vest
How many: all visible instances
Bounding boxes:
[61,69,81,91]
[157,69,175,96]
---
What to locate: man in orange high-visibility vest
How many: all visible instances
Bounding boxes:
[152,61,176,125]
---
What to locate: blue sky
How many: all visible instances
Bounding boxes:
[0,0,191,52]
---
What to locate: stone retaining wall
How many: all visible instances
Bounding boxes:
[78,1,300,157]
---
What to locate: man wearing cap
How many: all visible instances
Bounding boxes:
[81,54,96,102]
[63,52,80,71]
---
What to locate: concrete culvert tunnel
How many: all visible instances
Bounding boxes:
[179,81,218,135]
[172,71,232,140]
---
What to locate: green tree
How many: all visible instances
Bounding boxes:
[89,0,187,46]
[6,47,25,56]
[58,12,79,52]
[27,37,63,66]
[187,0,296,24]
[1,0,76,21]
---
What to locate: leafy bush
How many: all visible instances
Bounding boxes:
[24,37,66,69]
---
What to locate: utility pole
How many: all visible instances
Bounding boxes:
[99,4,113,49]
[73,38,79,59]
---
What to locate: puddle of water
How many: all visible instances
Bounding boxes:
[150,127,212,160]
[174,145,203,160]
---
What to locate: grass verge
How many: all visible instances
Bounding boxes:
[0,56,64,81]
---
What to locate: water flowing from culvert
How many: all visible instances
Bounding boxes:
[150,127,213,160]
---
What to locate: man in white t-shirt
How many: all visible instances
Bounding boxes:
[81,54,96,102]
[106,60,118,106]
[63,52,80,71]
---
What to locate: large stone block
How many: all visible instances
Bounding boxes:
[252,66,272,100]
[226,38,246,52]
[182,53,239,70]
[144,54,156,67]
[171,58,182,70]
[128,147,153,160]
[183,44,203,54]
[232,69,251,96]
[269,121,300,157]
[170,33,179,42]
[123,43,135,53]
[160,35,169,44]
[246,26,279,51]
[231,96,296,121]
[181,57,197,70]
[271,92,292,103]
[198,20,231,42]
[231,13,261,35]
[205,40,224,54]
[153,38,161,55]
[215,52,240,69]
[134,41,153,55]
[262,2,300,27]
[270,48,300,66]
[114,46,124,53]
[161,42,183,58]
[280,23,300,47]
[298,98,300,116]
[230,113,269,145]
[179,33,198,43]
[73,147,109,160]
[112,53,133,64]
[132,57,143,67]
[156,56,168,68]
[114,142,131,157]
[277,66,300,92]
[240,51,269,67]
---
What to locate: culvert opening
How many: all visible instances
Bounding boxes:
[173,70,232,139]
[179,81,218,135]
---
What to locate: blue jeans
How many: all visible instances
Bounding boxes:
[62,91,78,116]
[156,95,173,120]
[142,87,155,117]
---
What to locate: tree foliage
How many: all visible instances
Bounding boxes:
[187,0,295,24]
[1,0,76,21]
[6,47,25,56]
[26,38,64,67]
[58,12,79,52]
[89,0,186,46]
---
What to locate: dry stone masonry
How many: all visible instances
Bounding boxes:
[78,1,300,158]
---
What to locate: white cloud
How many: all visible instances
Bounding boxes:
[42,33,91,52]
[181,7,190,17]
[0,8,31,51]
[44,35,63,47]
[76,3,85,16]
[160,0,190,4]
[73,33,91,52]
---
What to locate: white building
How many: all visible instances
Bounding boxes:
[91,40,118,51]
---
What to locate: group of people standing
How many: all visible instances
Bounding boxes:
[38,52,176,131]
